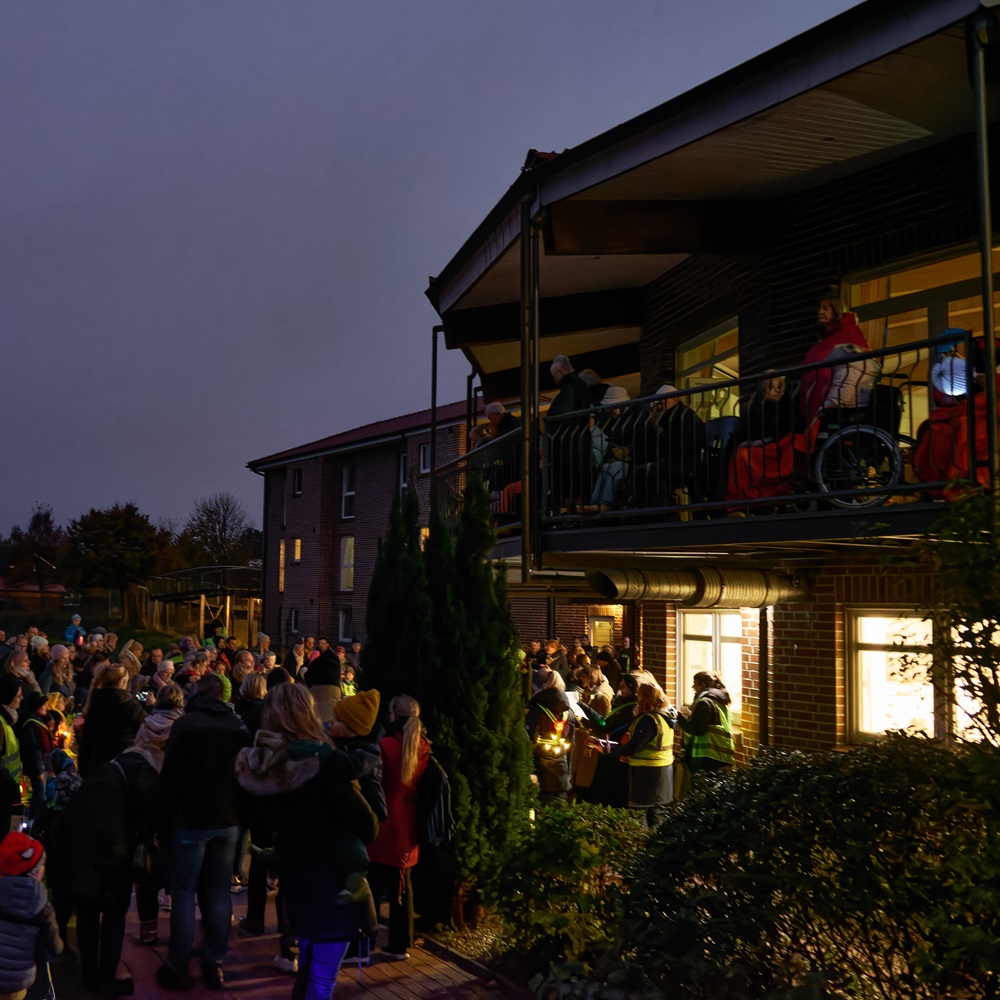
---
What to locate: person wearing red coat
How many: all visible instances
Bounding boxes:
[367,694,430,961]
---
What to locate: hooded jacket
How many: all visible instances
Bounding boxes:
[0,875,62,994]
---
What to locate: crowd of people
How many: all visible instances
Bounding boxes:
[478,294,902,518]
[0,618,429,1000]
[522,634,735,829]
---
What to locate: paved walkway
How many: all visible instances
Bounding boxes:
[48,890,524,1000]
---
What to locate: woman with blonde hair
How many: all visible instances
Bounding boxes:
[367,693,431,960]
[235,683,378,998]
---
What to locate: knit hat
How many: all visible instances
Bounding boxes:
[0,831,45,878]
[23,691,48,715]
[49,644,69,661]
[0,674,20,706]
[71,614,81,623]
[30,636,48,653]
[334,689,380,736]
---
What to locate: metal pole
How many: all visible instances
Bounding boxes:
[969,13,998,494]
[519,196,535,583]
[430,324,442,514]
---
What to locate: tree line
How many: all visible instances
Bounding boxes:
[0,494,262,592]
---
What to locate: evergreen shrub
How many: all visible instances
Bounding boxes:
[619,736,1000,999]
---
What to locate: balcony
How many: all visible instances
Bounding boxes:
[435,332,994,564]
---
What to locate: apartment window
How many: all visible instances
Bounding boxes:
[340,536,355,591]
[676,319,740,421]
[293,538,302,563]
[339,609,353,644]
[678,610,743,722]
[342,463,356,519]
[292,468,303,497]
[848,610,935,741]
[589,616,615,649]
[847,246,1000,430]
[289,608,299,633]
[278,539,285,593]
[398,453,408,494]
[419,443,431,474]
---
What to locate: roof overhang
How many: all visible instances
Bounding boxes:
[426,0,994,399]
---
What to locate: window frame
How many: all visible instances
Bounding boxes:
[342,462,356,520]
[418,442,431,475]
[277,539,285,593]
[676,609,743,724]
[340,535,355,592]
[292,468,303,497]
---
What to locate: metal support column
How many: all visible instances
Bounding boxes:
[430,324,442,515]
[519,193,541,581]
[969,12,998,493]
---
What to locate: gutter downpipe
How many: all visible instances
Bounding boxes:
[431,325,442,515]
[969,11,998,495]
[520,191,541,582]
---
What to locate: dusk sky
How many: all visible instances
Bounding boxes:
[2,1,862,535]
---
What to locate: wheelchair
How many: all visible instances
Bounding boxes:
[812,381,912,509]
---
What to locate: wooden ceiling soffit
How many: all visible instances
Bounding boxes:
[442,287,646,349]
[481,342,641,399]
[546,200,780,255]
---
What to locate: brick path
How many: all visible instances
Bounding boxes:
[47,890,525,1000]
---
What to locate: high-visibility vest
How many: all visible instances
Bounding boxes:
[688,696,735,767]
[627,711,674,768]
[1,712,21,790]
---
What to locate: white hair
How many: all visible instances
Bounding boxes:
[485,402,506,418]
[550,354,573,375]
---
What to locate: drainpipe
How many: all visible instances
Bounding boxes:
[759,607,770,748]
[968,11,998,495]
[431,325,442,514]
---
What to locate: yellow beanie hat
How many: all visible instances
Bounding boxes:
[334,689,380,736]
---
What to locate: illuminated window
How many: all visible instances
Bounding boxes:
[676,319,740,421]
[848,611,934,740]
[678,610,743,723]
[278,540,285,593]
[340,536,355,591]
[293,538,302,563]
[342,463,356,519]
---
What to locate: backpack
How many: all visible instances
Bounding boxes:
[416,754,454,847]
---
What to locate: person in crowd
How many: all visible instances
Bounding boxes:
[545,354,593,513]
[631,384,707,507]
[304,637,343,724]
[595,648,623,694]
[151,661,176,693]
[367,694,431,961]
[76,664,145,779]
[725,374,807,506]
[251,632,271,662]
[329,690,386,823]
[155,673,251,991]
[542,638,570,687]
[64,739,158,995]
[526,671,574,803]
[141,646,165,678]
[799,294,878,421]
[64,613,86,649]
[578,671,656,807]
[574,663,615,717]
[616,636,635,674]
[4,649,41,700]
[0,675,26,836]
[283,639,306,679]
[124,683,185,946]
[18,692,53,835]
[0,831,62,1000]
[28,636,50,678]
[235,683,379,997]
[234,672,267,740]
[38,644,72,700]
[675,670,736,788]
[607,682,676,829]
[585,385,635,511]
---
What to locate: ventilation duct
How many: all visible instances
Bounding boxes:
[585,566,804,608]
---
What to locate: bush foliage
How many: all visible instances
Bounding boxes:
[619,737,1000,1000]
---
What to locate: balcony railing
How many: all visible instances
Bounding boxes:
[436,332,990,533]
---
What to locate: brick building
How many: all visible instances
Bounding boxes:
[247,402,469,648]
[426,0,1000,756]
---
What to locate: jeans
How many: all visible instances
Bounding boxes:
[167,824,240,973]
[292,939,349,1000]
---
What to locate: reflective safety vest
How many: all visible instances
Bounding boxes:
[688,696,735,767]
[0,712,21,790]
[627,711,674,768]
[534,704,571,756]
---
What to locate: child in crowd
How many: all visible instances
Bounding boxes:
[0,831,62,1000]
